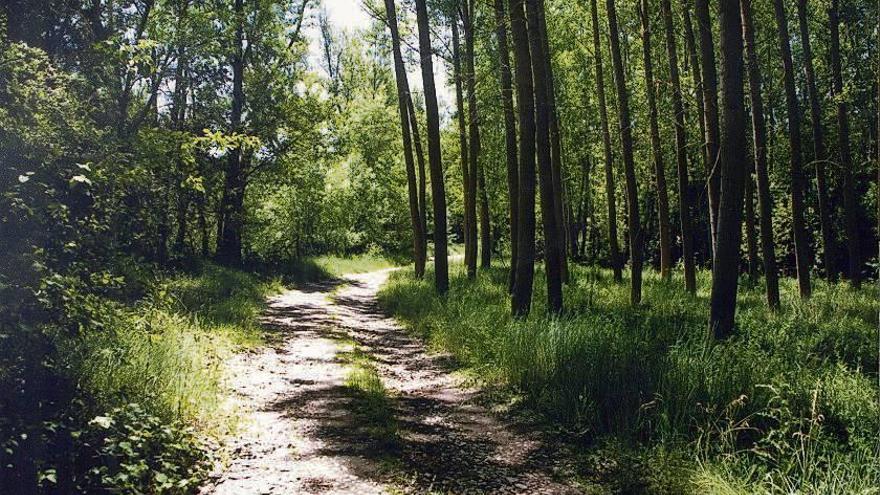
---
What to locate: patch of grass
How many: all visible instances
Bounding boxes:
[378,263,880,493]
[338,338,398,447]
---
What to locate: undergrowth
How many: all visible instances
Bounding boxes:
[1,261,282,493]
[378,263,880,493]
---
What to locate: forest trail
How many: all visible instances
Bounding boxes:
[201,267,581,495]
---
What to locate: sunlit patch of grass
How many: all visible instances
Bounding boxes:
[378,263,880,493]
[68,263,284,435]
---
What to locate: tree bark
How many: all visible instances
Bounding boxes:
[744,170,759,278]
[384,0,427,278]
[773,0,812,298]
[537,0,569,283]
[797,0,834,281]
[217,0,246,265]
[406,94,428,263]
[709,0,747,340]
[589,0,622,282]
[415,0,449,294]
[639,0,672,280]
[462,0,484,272]
[661,0,696,293]
[741,0,780,309]
[451,18,472,274]
[606,0,643,305]
[526,0,563,314]
[509,0,537,316]
[494,0,519,291]
[830,0,861,287]
[695,0,721,257]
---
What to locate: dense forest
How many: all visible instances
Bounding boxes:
[1,0,879,493]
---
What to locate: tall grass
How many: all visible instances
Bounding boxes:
[378,263,880,492]
[67,263,284,431]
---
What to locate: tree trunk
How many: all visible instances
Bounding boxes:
[494,0,519,291]
[661,0,696,293]
[830,0,861,287]
[509,0,537,316]
[415,0,449,294]
[406,94,429,264]
[589,0,622,282]
[639,0,672,280]
[606,0,643,305]
[217,0,245,265]
[709,0,747,340]
[742,0,780,309]
[744,171,759,278]
[695,0,721,258]
[478,164,492,268]
[384,0,426,279]
[452,18,472,274]
[526,0,563,314]
[463,0,483,273]
[773,0,812,298]
[797,0,834,281]
[537,0,569,283]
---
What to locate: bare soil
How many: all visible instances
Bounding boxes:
[201,268,583,494]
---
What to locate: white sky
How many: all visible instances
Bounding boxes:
[309,0,452,111]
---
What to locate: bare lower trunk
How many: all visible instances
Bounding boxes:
[463,0,482,273]
[639,0,671,280]
[509,0,537,316]
[590,0,622,282]
[452,19,472,275]
[830,0,861,287]
[415,0,449,294]
[742,0,779,309]
[385,0,426,278]
[773,0,812,298]
[526,0,563,314]
[606,0,642,305]
[709,0,747,340]
[695,0,721,257]
[797,0,834,281]
[661,0,696,293]
[494,0,519,291]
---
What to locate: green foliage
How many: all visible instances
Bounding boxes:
[379,264,880,492]
[1,263,281,492]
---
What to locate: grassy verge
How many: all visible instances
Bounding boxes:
[378,263,880,493]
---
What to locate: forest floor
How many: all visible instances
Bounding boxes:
[199,267,583,495]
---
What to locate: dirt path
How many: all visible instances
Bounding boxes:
[201,268,582,494]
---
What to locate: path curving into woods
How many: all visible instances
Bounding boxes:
[200,267,582,495]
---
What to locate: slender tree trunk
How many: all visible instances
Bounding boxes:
[796,0,833,281]
[415,0,449,294]
[589,0,622,282]
[509,0,537,316]
[709,0,747,340]
[695,0,721,258]
[198,194,209,257]
[742,0,780,308]
[606,0,643,305]
[217,0,246,265]
[478,164,492,268]
[744,171,759,278]
[385,0,426,278]
[830,0,861,287]
[537,0,569,283]
[406,94,429,263]
[773,0,812,298]
[682,2,712,263]
[526,0,563,314]
[661,0,696,293]
[494,0,519,291]
[463,0,483,273]
[452,18,472,274]
[639,0,672,280]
